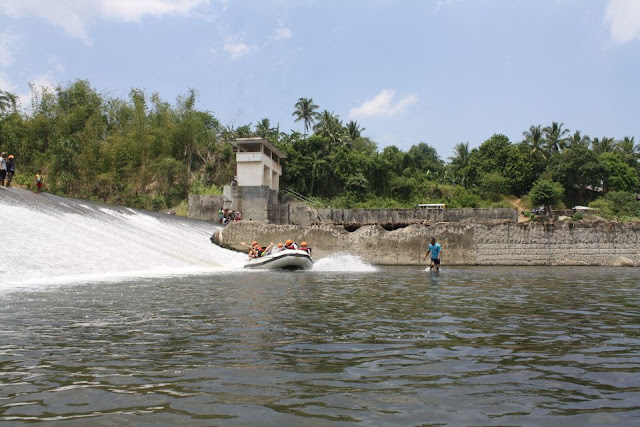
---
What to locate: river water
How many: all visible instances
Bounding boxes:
[2,188,639,425]
[1,267,639,425]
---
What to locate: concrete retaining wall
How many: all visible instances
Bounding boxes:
[188,195,225,221]
[212,220,640,266]
[191,191,517,225]
[289,206,517,226]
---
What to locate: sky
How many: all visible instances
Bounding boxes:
[0,0,639,158]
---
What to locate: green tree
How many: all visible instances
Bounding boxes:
[313,110,343,143]
[550,146,602,205]
[345,120,365,141]
[0,90,17,114]
[543,121,570,153]
[598,152,639,193]
[292,97,319,135]
[479,172,510,202]
[448,142,471,187]
[522,124,547,160]
[529,180,564,212]
[565,130,591,149]
[592,137,617,155]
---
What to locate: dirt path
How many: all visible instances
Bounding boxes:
[508,197,528,222]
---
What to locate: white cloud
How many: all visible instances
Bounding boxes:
[349,89,418,119]
[606,0,640,44]
[0,32,19,67]
[223,35,254,59]
[48,55,64,72]
[0,0,209,45]
[433,0,463,15]
[273,26,292,41]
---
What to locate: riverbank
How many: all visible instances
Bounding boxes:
[212,220,640,266]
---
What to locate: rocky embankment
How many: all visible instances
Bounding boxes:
[212,220,640,266]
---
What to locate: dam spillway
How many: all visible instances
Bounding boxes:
[0,188,246,287]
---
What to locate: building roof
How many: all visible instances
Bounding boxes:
[231,138,287,159]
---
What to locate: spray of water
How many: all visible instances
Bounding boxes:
[0,188,246,287]
[312,253,378,272]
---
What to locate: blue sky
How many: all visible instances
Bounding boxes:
[1,0,639,158]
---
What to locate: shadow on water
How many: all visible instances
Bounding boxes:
[0,266,639,425]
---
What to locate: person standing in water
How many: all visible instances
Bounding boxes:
[424,237,442,271]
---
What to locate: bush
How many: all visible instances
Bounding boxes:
[572,211,584,221]
[189,180,222,196]
[589,191,640,220]
[479,172,510,202]
[151,195,167,211]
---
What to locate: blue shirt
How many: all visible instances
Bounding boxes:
[428,243,441,259]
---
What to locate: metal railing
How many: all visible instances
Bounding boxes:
[281,187,326,223]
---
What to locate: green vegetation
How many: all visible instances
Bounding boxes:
[1,82,639,220]
[0,82,234,210]
[529,180,564,213]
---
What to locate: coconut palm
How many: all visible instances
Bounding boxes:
[543,121,570,153]
[617,136,639,157]
[292,97,319,135]
[565,130,591,149]
[345,120,365,140]
[448,142,471,186]
[592,137,617,155]
[313,110,343,142]
[522,124,547,160]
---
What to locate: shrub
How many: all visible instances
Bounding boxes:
[479,172,510,202]
[589,191,640,220]
[572,211,584,221]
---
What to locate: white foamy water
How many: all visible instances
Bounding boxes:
[0,188,246,287]
[312,253,378,272]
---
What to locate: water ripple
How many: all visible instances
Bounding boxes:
[1,267,639,424]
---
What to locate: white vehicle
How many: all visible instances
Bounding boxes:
[244,249,314,270]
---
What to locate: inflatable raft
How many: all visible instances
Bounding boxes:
[243,249,314,270]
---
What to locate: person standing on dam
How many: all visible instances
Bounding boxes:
[0,152,6,186]
[424,237,442,271]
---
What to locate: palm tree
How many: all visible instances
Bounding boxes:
[292,97,319,135]
[543,121,570,153]
[255,118,271,138]
[592,137,617,155]
[313,110,343,142]
[522,124,547,160]
[345,120,365,140]
[617,136,639,157]
[0,90,17,114]
[448,142,471,187]
[565,130,591,149]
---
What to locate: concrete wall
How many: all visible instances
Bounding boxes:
[190,192,519,226]
[188,195,225,221]
[212,220,640,267]
[237,161,263,187]
[290,207,517,226]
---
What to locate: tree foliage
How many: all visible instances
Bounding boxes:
[1,81,639,216]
